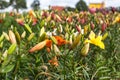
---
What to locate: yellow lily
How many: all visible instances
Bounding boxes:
[113,15,120,24]
[85,31,105,49]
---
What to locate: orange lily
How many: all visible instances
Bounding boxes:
[46,39,52,53]
[46,40,52,48]
[54,36,68,46]
[29,36,69,53]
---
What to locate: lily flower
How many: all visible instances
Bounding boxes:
[54,36,68,46]
[113,15,120,24]
[29,36,69,53]
[85,31,105,49]
[46,40,52,53]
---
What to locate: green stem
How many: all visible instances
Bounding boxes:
[14,45,20,74]
[64,50,71,80]
[64,55,66,80]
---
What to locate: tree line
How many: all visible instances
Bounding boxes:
[0,0,88,12]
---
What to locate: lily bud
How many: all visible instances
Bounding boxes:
[21,31,26,39]
[15,31,21,45]
[16,19,24,26]
[0,41,3,48]
[89,8,96,14]
[29,40,47,53]
[76,25,81,33]
[70,34,81,49]
[27,33,35,41]
[0,34,4,43]
[53,44,61,56]
[3,32,9,41]
[56,14,62,22]
[101,23,107,32]
[81,43,90,56]
[102,32,108,40]
[90,22,95,30]
[9,30,16,44]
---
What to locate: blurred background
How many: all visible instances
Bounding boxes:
[0,0,120,12]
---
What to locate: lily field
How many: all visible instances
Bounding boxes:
[0,9,120,80]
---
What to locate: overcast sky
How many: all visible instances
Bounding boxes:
[1,0,120,12]
[29,0,120,9]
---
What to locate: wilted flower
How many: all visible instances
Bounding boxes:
[49,56,59,67]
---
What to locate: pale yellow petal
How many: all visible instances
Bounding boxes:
[89,31,95,40]
[84,39,91,43]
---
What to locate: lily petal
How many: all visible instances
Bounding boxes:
[89,31,95,40]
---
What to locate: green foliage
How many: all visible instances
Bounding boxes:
[0,0,9,9]
[65,7,76,11]
[9,0,27,12]
[75,0,88,11]
[0,10,120,80]
[31,0,40,11]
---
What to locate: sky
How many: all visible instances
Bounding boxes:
[0,0,120,12]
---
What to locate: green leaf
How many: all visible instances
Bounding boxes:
[0,34,4,43]
[40,20,45,27]
[0,64,15,73]
[99,77,111,80]
[40,27,45,36]
[24,24,32,33]
[8,43,17,54]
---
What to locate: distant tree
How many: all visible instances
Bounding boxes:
[31,0,40,11]
[9,0,27,12]
[65,6,75,11]
[75,0,88,11]
[0,0,9,9]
